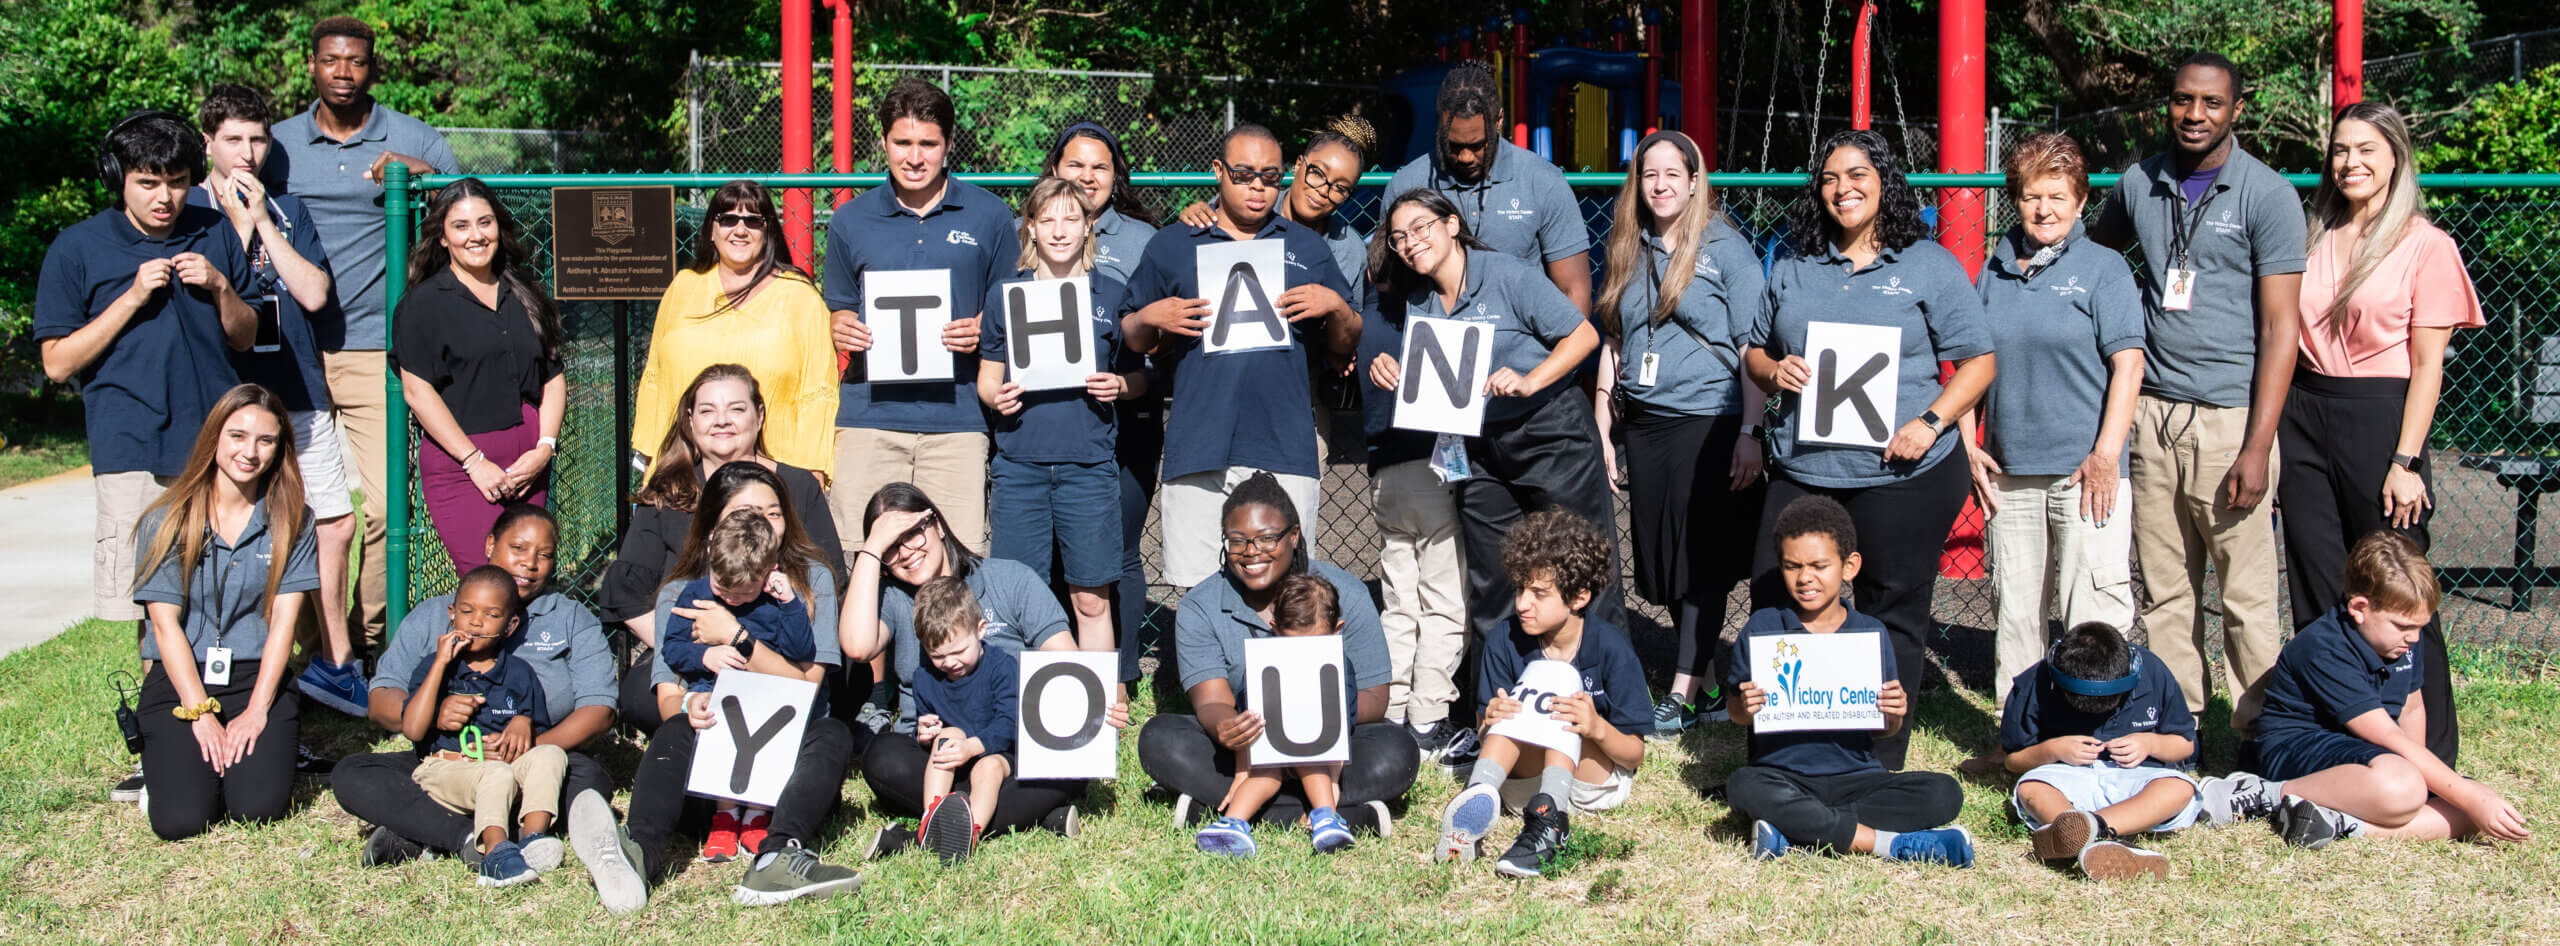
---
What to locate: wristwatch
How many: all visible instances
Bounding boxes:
[2392,452,2423,472]
[1918,409,1945,434]
[1739,423,1765,439]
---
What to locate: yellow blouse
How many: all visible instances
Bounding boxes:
[630,267,840,476]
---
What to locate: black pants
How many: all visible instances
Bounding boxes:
[1458,389,1627,650]
[2277,370,2458,766]
[1723,764,1962,853]
[1624,408,1765,682]
[1116,401,1163,685]
[1750,454,1970,770]
[860,735,1085,836]
[333,748,616,852]
[1135,714,1419,825]
[139,663,300,841]
[625,714,854,882]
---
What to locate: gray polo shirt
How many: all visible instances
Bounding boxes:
[376,590,618,728]
[1613,221,1765,416]
[871,557,1071,734]
[1750,239,1995,488]
[1173,560,1390,714]
[1318,214,1370,303]
[1398,248,1590,427]
[1091,207,1157,286]
[2090,145,2306,408]
[133,501,321,665]
[268,101,459,351]
[1978,226,2146,477]
[1381,140,1589,264]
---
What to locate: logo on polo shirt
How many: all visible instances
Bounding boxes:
[2134,706,2159,729]
[1285,251,1309,271]
[1873,276,1914,296]
[1695,256,1721,278]
[2207,207,2245,237]
[982,606,1011,638]
[525,629,564,653]
[1495,197,1535,221]
[2053,276,2090,296]
[946,230,978,246]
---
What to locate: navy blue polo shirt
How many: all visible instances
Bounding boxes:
[1381,140,1589,264]
[660,578,819,692]
[183,188,334,413]
[132,499,322,665]
[1173,560,1389,718]
[378,591,617,728]
[1977,226,2146,477]
[1354,286,1437,473]
[2255,606,2421,742]
[1125,214,1353,480]
[1394,248,1588,427]
[406,651,552,754]
[268,101,459,351]
[1751,239,1995,489]
[1998,647,2196,770]
[1476,616,1655,738]
[914,644,1022,757]
[1724,606,1900,777]
[1612,222,1765,417]
[33,207,252,476]
[820,178,1022,434]
[1091,207,1157,286]
[979,270,1134,465]
[878,557,1072,734]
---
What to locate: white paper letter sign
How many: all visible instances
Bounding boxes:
[1016,651,1119,780]
[1748,631,1888,734]
[687,670,821,806]
[1486,659,1584,763]
[1244,635,1349,765]
[864,268,955,383]
[1796,321,1902,449]
[1391,316,1495,436]
[1195,240,1291,354]
[1004,275,1097,392]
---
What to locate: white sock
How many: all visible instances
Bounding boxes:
[2334,807,2368,838]
[1869,829,1900,856]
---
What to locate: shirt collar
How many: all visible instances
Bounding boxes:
[1437,140,1514,189]
[2329,605,2391,675]
[206,500,276,551]
[296,101,390,145]
[1188,210,1289,241]
[1993,224,2088,276]
[1408,248,1498,314]
[1211,571,1275,636]
[1808,239,1905,269]
[869,176,969,219]
[2148,145,2255,193]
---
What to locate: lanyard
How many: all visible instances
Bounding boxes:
[2165,184,2222,269]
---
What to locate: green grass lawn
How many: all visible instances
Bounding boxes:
[0,428,86,491]
[3,619,2554,944]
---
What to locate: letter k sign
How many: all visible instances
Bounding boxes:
[1797,321,1902,449]
[1814,348,1890,442]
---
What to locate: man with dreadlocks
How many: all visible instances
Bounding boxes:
[1380,61,1593,315]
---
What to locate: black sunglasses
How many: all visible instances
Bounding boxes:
[1215,160,1284,188]
[712,212,769,230]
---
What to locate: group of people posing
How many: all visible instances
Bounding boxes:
[38,14,2527,916]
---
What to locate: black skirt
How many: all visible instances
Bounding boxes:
[1622,406,1764,605]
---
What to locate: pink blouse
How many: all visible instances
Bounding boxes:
[2297,219,2486,378]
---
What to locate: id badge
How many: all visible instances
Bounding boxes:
[2161,267,2197,312]
[203,647,234,686]
[1638,352,1661,387]
[1429,433,1473,483]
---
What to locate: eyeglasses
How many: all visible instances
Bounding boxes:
[896,515,940,550]
[1386,217,1447,250]
[1297,165,1353,202]
[1216,160,1285,188]
[1221,525,1298,555]
[713,212,769,230]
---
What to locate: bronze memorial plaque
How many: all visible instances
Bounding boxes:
[552,186,676,300]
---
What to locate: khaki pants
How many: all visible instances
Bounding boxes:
[93,471,173,622]
[1987,473,2137,708]
[414,745,568,840]
[829,427,991,557]
[324,350,388,647]
[2130,395,2283,732]
[1372,459,1467,726]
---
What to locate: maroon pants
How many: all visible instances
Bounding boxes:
[419,401,547,573]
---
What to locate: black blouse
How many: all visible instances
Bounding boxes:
[391,267,564,434]
[596,462,846,622]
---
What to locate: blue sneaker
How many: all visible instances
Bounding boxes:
[1435,784,1500,863]
[1751,819,1791,861]
[476,840,539,888]
[1884,826,1976,868]
[295,658,369,717]
[1309,807,1354,854]
[1195,815,1256,858]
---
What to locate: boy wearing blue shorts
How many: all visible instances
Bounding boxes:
[2000,621,2201,880]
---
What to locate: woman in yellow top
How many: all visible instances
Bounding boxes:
[630,181,838,476]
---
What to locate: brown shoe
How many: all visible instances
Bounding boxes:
[2030,809,2098,862]
[2076,840,2170,881]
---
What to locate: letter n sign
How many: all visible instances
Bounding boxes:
[1016,651,1119,779]
[1391,316,1494,437]
[1004,275,1097,392]
[1244,635,1350,764]
[686,670,820,807]
[1796,321,1902,449]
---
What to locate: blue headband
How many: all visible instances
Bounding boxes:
[2048,643,2144,697]
[1053,121,1117,154]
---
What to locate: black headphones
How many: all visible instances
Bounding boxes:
[96,109,192,192]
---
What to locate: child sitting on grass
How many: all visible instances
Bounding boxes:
[1194,573,1360,857]
[1722,496,1972,866]
[2237,531,2532,848]
[660,509,817,863]
[402,566,568,888]
[910,576,1024,864]
[1434,509,1653,879]
[1999,620,2202,880]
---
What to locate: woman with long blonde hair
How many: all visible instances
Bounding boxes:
[131,383,316,840]
[2282,101,2482,765]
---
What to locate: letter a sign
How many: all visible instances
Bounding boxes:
[1016,651,1120,779]
[1391,316,1494,437]
[1797,321,1902,449]
[1244,635,1349,764]
[1195,240,1292,354]
[1004,275,1097,392]
[687,670,820,807]
[864,268,955,383]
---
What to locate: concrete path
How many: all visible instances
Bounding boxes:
[0,467,99,658]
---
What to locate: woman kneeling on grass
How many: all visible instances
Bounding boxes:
[131,383,315,841]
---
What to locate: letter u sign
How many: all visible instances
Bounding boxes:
[1243,635,1352,764]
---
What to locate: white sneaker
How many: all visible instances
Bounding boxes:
[1435,784,1499,863]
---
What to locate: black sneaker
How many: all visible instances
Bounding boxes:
[921,792,978,864]
[1041,804,1081,838]
[110,763,145,803]
[2273,795,2353,850]
[361,825,428,867]
[1339,799,1394,838]
[1411,720,1457,759]
[1493,794,1570,879]
[295,744,336,777]
[1436,728,1482,775]
[1692,686,1728,722]
[863,823,918,861]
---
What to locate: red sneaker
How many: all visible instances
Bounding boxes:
[738,809,773,855]
[702,810,742,863]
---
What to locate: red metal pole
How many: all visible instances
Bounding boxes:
[1511,10,1532,149]
[2333,0,2364,107]
[1680,0,1713,169]
[780,0,813,271]
[1936,0,1988,579]
[1850,0,1876,130]
[1641,7,1663,137]
[829,0,854,209]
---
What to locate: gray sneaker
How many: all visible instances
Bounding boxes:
[519,832,564,873]
[2198,772,2283,826]
[733,840,863,907]
[2273,795,2359,850]
[566,790,648,916]
[853,702,895,734]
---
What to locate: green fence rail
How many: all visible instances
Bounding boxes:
[378,168,2560,675]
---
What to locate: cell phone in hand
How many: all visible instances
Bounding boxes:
[250,295,282,353]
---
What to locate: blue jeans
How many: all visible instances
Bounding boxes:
[990,455,1123,588]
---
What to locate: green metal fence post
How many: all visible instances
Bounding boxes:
[385,163,414,636]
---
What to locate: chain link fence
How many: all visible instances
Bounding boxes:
[387,173,2560,691]
[439,128,622,174]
